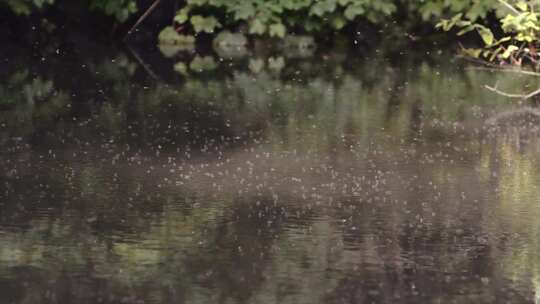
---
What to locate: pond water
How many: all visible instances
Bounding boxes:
[2,39,540,304]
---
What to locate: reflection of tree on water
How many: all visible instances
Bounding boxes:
[181,196,288,303]
[2,126,540,303]
[477,117,540,303]
[0,161,292,303]
[1,45,531,148]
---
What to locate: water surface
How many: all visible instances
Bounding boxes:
[2,41,540,303]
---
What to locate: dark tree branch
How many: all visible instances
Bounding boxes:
[124,0,162,40]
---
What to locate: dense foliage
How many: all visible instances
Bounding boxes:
[2,0,137,22]
[3,0,502,37]
[168,0,498,38]
[5,0,540,67]
[438,0,540,66]
[3,0,53,15]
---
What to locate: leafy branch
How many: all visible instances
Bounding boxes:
[437,0,540,66]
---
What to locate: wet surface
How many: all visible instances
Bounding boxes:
[2,40,540,303]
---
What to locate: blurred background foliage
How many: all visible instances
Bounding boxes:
[166,0,499,38]
[3,0,137,21]
[0,0,508,41]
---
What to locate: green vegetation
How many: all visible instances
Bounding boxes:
[3,0,54,15]
[89,0,137,22]
[3,0,137,21]
[6,0,540,63]
[168,0,497,39]
[0,0,500,41]
[438,0,540,66]
[2,44,535,146]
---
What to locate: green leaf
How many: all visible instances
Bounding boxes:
[158,26,195,45]
[174,7,191,24]
[310,0,337,17]
[233,3,256,20]
[475,25,494,45]
[332,16,347,29]
[344,4,364,20]
[516,2,528,12]
[502,45,519,59]
[190,15,221,33]
[189,56,217,72]
[248,58,265,73]
[173,62,189,75]
[268,56,285,71]
[269,23,286,38]
[249,19,266,35]
[457,24,476,36]
[461,47,483,58]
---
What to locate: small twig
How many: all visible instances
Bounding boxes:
[126,46,159,80]
[484,84,540,100]
[498,0,520,14]
[484,85,526,98]
[524,87,540,99]
[124,0,161,40]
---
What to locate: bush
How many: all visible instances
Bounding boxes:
[2,0,137,22]
[3,0,54,15]
[437,0,540,66]
[168,0,498,39]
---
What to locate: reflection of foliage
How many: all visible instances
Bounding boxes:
[158,26,196,47]
[0,53,139,141]
[88,0,137,22]
[2,0,53,15]
[476,129,540,298]
[1,70,53,106]
[0,69,69,140]
[189,55,217,72]
[160,54,535,153]
[5,47,536,150]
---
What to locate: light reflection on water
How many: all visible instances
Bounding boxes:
[1,42,540,303]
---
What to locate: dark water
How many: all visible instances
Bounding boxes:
[2,39,540,304]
